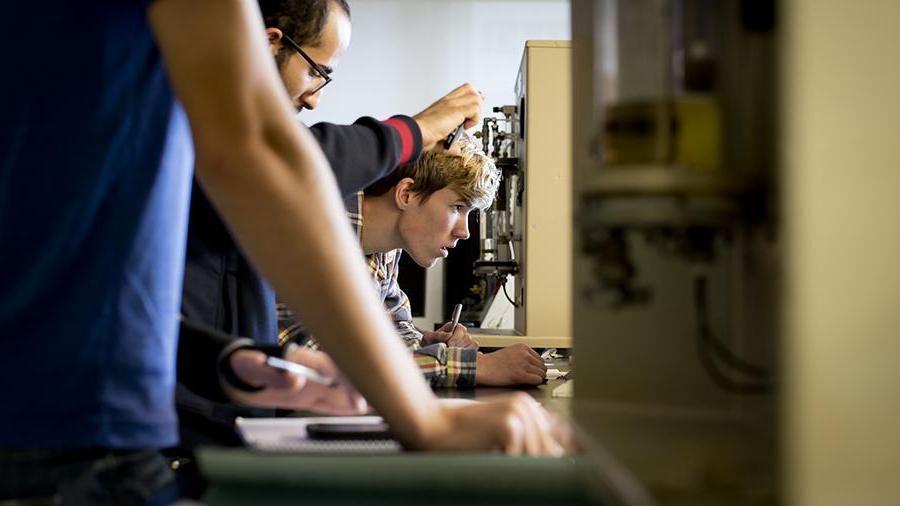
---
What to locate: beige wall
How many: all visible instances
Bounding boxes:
[782,1,900,504]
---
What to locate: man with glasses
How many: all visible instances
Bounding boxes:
[173,0,495,491]
[281,31,332,95]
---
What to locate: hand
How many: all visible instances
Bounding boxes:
[419,394,566,456]
[476,344,547,386]
[412,83,484,151]
[422,322,479,349]
[223,347,367,415]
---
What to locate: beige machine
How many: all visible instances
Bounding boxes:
[470,41,572,349]
[568,2,900,504]
[570,0,779,503]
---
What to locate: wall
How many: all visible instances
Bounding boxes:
[304,0,571,125]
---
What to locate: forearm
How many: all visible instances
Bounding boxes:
[395,321,424,349]
[150,0,440,446]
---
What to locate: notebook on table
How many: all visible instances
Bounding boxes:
[235,416,402,454]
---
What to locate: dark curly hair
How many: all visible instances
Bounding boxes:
[258,0,351,67]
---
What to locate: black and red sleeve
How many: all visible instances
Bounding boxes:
[309,115,423,197]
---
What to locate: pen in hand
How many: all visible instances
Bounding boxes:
[449,303,463,336]
[443,124,465,149]
[265,356,335,387]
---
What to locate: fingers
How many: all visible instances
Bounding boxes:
[519,366,546,385]
[547,411,577,454]
[440,322,461,339]
[229,347,367,414]
[512,344,546,371]
[413,83,484,150]
[311,382,368,415]
[284,346,340,377]
[446,82,479,99]
[451,89,483,129]
[503,408,526,456]
[506,343,547,374]
[229,349,306,392]
[497,394,562,456]
[428,330,452,344]
[511,394,541,455]
[520,395,564,456]
[437,322,478,348]
[446,324,479,349]
[286,349,367,415]
[505,344,547,381]
[448,335,479,349]
[427,395,568,456]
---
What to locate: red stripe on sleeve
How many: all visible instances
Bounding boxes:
[383,117,414,165]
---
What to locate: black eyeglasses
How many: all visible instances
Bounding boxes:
[281,33,332,94]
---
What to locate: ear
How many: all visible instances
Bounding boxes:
[265,28,284,56]
[393,178,417,211]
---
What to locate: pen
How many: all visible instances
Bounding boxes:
[443,124,465,149]
[265,356,335,386]
[450,303,463,334]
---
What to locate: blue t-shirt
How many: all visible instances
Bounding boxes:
[0,2,193,447]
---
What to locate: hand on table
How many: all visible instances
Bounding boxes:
[476,344,547,386]
[223,346,367,415]
[418,393,567,456]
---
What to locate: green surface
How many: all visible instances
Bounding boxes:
[198,448,605,505]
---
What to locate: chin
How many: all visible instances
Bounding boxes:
[412,256,438,269]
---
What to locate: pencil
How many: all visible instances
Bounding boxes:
[265,356,335,386]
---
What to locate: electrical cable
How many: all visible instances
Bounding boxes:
[694,274,772,395]
[501,276,520,307]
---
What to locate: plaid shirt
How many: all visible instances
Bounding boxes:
[277,192,477,388]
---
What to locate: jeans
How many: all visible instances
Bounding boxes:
[0,448,178,505]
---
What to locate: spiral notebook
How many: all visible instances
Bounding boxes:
[235,416,403,454]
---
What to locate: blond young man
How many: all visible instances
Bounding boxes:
[280,136,547,387]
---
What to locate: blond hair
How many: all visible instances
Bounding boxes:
[364,133,501,210]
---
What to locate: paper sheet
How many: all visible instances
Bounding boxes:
[235,416,402,454]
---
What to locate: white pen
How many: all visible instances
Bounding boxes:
[265,356,335,386]
[450,303,463,334]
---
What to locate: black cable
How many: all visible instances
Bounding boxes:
[501,278,520,307]
[696,333,771,395]
[695,276,770,377]
[694,274,772,395]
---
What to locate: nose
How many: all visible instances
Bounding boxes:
[299,89,322,111]
[453,214,470,240]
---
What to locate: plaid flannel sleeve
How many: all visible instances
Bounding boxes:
[393,319,476,388]
[413,343,477,389]
[382,252,477,388]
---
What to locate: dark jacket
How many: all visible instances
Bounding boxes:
[174,115,423,451]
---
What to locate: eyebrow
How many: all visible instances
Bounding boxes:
[321,65,334,75]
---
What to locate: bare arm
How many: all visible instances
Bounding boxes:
[147,0,441,446]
